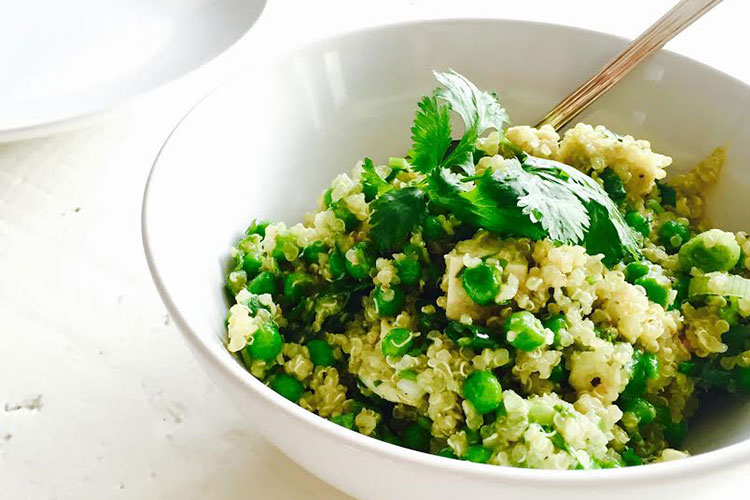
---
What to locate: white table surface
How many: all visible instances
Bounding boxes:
[1,1,748,499]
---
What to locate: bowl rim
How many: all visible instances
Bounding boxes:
[142,17,750,484]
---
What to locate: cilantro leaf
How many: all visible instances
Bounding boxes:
[432,70,511,175]
[442,123,477,175]
[409,70,511,176]
[361,157,391,201]
[433,70,510,134]
[522,155,641,264]
[369,187,428,252]
[583,202,631,266]
[425,155,640,265]
[514,158,591,243]
[409,95,452,174]
[427,165,546,240]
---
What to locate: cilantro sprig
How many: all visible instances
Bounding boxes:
[367,70,640,265]
[409,70,510,175]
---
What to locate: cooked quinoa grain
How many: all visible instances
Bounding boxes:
[224,72,750,470]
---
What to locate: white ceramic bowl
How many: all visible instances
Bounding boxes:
[0,0,265,141]
[142,19,750,500]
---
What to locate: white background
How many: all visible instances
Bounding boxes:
[1,1,747,499]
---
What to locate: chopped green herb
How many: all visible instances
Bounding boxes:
[369,187,428,252]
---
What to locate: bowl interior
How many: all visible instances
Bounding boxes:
[143,19,750,462]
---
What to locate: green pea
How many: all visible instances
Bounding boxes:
[622,350,659,399]
[381,328,415,357]
[625,211,651,237]
[543,315,567,335]
[374,286,405,317]
[301,241,328,264]
[323,188,333,207]
[543,315,567,347]
[464,445,493,464]
[461,263,501,305]
[283,272,316,304]
[248,271,278,295]
[678,229,741,272]
[272,233,299,262]
[270,374,304,403]
[601,168,627,202]
[463,370,503,414]
[402,421,431,452]
[395,258,421,286]
[330,412,355,429]
[245,219,269,237]
[663,418,687,448]
[659,220,691,252]
[241,251,263,277]
[624,262,650,283]
[328,248,347,280]
[634,276,670,306]
[437,447,457,459]
[345,242,375,280]
[331,202,359,232]
[423,215,447,241]
[621,447,642,466]
[505,311,547,351]
[718,304,739,326]
[642,352,659,379]
[623,397,656,426]
[307,339,336,367]
[244,321,283,361]
[671,275,690,309]
[226,270,247,295]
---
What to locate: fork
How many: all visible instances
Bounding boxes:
[536,0,723,131]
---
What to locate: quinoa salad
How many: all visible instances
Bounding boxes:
[223,71,750,469]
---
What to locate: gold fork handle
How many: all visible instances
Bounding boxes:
[536,0,723,131]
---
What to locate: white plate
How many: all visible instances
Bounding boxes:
[143,19,750,500]
[0,0,266,141]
